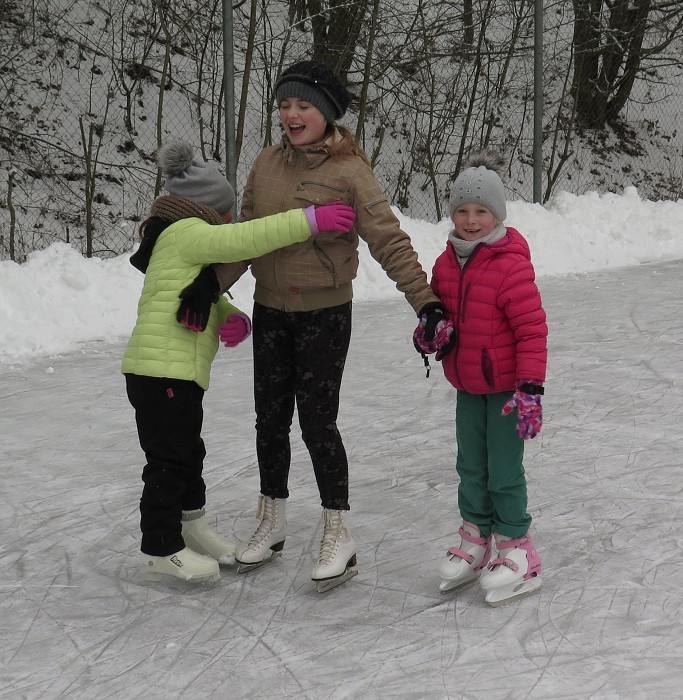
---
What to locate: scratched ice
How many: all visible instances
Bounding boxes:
[1,191,683,699]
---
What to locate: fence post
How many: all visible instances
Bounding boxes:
[533,0,543,203]
[223,0,237,218]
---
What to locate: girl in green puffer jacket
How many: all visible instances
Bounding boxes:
[124,141,355,584]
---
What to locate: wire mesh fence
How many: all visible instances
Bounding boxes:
[1,0,682,262]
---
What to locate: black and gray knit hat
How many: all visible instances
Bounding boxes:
[155,141,235,215]
[448,149,507,222]
[275,60,351,123]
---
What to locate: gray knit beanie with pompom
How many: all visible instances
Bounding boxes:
[448,149,507,222]
[156,141,234,215]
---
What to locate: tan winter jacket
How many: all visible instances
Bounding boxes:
[213,133,439,314]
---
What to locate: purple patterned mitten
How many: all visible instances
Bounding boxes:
[501,381,544,439]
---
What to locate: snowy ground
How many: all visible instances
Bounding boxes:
[2,258,682,699]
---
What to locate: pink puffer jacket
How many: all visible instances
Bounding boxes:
[431,227,547,394]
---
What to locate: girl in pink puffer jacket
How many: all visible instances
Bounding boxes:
[414,149,548,606]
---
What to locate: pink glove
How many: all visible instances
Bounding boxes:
[219,312,252,347]
[501,381,544,439]
[303,201,356,234]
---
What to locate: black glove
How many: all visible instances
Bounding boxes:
[414,302,457,359]
[419,303,446,342]
[176,266,219,332]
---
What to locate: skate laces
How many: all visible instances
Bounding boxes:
[318,511,344,565]
[245,497,277,550]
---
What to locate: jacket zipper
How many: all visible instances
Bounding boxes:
[313,239,338,286]
[453,244,481,391]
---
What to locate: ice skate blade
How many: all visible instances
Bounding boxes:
[439,573,478,594]
[236,551,282,574]
[314,568,358,593]
[485,577,542,607]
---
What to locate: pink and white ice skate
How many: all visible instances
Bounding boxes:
[480,532,542,606]
[438,521,492,593]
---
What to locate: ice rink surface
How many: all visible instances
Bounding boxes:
[2,260,682,699]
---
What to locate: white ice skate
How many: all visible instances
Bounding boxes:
[480,532,542,606]
[141,547,220,583]
[438,521,492,593]
[311,509,358,593]
[181,508,239,566]
[235,495,286,573]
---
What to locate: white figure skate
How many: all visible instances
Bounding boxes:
[438,521,492,593]
[235,495,286,573]
[311,509,358,593]
[141,547,220,583]
[181,508,239,566]
[480,532,542,606]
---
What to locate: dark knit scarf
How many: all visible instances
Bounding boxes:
[129,195,223,272]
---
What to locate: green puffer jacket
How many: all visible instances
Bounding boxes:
[122,209,312,389]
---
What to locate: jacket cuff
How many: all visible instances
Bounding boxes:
[417,301,444,318]
[518,382,544,395]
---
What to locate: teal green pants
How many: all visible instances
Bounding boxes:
[455,390,531,539]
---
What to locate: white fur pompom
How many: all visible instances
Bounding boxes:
[462,149,506,179]
[156,141,194,177]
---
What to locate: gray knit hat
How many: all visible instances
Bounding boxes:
[275,60,351,124]
[448,149,507,222]
[155,141,235,215]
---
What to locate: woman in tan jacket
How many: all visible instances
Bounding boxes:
[178,60,448,591]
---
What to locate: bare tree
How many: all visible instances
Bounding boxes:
[102,0,162,136]
[355,0,380,140]
[572,0,683,128]
[3,0,683,261]
[289,0,369,80]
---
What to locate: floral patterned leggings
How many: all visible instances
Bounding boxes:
[252,301,352,510]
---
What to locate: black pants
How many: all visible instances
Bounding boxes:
[125,374,206,556]
[252,302,352,510]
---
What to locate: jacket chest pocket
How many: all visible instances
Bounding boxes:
[294,181,350,206]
